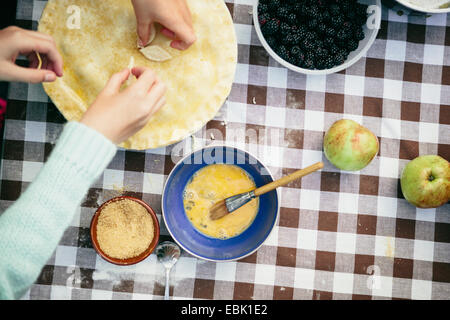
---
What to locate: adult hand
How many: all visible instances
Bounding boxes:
[0,26,63,83]
[81,67,166,144]
[131,0,196,50]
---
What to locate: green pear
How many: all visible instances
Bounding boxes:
[400,155,450,208]
[323,119,379,171]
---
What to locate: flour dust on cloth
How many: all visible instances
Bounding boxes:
[38,0,237,150]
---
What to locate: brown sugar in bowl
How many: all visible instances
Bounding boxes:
[90,196,160,265]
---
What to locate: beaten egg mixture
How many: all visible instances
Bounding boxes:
[183,164,259,239]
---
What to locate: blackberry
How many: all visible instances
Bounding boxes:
[275,45,289,61]
[290,45,303,58]
[324,56,336,69]
[315,58,327,70]
[287,54,297,66]
[265,36,277,49]
[342,21,353,30]
[277,6,290,21]
[316,47,329,60]
[301,38,315,51]
[287,13,298,25]
[334,52,346,65]
[330,15,344,30]
[291,45,302,56]
[305,31,317,41]
[317,0,326,8]
[321,10,331,22]
[290,31,302,44]
[316,13,324,25]
[346,10,356,21]
[336,28,349,41]
[339,1,351,14]
[317,23,326,36]
[314,39,324,50]
[308,19,318,30]
[338,48,350,58]
[329,4,340,16]
[355,3,368,17]
[325,27,336,38]
[355,4,368,24]
[258,13,271,27]
[302,57,315,70]
[329,44,340,55]
[258,3,269,15]
[296,51,306,65]
[298,3,308,18]
[280,22,291,37]
[262,18,280,36]
[296,25,308,39]
[268,0,281,11]
[354,28,365,41]
[356,15,368,26]
[307,5,320,19]
[292,2,302,14]
[347,39,359,51]
[323,37,335,48]
[335,38,346,49]
[281,33,296,46]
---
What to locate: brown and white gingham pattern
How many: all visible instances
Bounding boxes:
[0,0,449,300]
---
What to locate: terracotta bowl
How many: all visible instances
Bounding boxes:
[90,196,160,265]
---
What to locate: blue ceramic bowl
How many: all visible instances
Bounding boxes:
[162,145,279,261]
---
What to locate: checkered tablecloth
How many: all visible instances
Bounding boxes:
[0,0,449,300]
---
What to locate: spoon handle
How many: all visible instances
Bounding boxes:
[164,268,170,300]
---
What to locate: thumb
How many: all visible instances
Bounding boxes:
[3,63,56,83]
[102,68,130,95]
[168,24,196,50]
[136,20,154,47]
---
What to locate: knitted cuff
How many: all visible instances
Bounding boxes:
[50,121,117,181]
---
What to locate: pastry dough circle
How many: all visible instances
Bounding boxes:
[38,0,237,150]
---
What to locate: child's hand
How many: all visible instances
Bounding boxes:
[0,26,63,83]
[131,0,196,50]
[81,67,166,144]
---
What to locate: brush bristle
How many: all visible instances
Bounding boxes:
[209,199,229,220]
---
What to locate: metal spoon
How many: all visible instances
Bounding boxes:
[156,241,181,300]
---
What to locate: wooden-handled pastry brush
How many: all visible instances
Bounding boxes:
[209,162,324,220]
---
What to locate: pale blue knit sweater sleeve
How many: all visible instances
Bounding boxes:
[0,121,117,299]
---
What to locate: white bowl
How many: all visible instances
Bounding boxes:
[253,0,382,75]
[395,0,450,13]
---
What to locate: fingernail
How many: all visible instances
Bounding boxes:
[44,73,56,82]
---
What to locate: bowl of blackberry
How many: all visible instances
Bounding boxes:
[254,0,381,75]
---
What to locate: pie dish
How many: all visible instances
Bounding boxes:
[38,0,237,150]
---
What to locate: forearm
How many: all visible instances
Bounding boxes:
[0,122,116,299]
